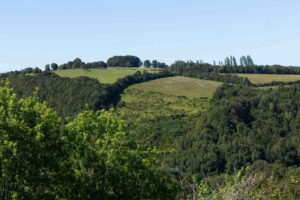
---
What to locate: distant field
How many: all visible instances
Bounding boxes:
[130,76,222,98]
[55,68,156,84]
[235,74,300,83]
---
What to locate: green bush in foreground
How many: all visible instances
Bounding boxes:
[197,162,300,200]
[0,84,176,200]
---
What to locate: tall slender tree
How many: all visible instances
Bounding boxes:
[233,56,237,66]
[240,56,248,66]
[247,55,254,66]
[225,57,231,66]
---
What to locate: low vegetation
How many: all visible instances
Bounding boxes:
[117,87,208,149]
[236,73,300,83]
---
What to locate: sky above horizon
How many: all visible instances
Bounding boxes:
[0,0,300,72]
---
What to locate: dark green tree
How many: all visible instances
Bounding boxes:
[144,60,151,68]
[233,56,237,66]
[51,63,58,71]
[152,60,158,68]
[107,56,141,67]
[23,67,34,74]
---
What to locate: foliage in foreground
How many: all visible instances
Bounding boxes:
[197,161,300,200]
[0,85,176,200]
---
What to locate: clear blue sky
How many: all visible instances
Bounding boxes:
[1,0,300,72]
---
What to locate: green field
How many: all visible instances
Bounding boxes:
[130,76,222,98]
[235,74,300,83]
[55,67,157,84]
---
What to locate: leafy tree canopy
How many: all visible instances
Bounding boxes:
[107,55,142,67]
[0,84,177,199]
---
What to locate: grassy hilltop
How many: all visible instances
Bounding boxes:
[55,67,158,84]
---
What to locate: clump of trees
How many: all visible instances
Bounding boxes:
[58,58,107,70]
[220,55,254,67]
[84,61,107,69]
[107,55,142,67]
[143,59,168,68]
[196,161,300,200]
[0,67,43,79]
[0,85,176,199]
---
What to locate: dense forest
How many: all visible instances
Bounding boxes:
[171,84,300,174]
[8,73,109,118]
[173,84,300,198]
